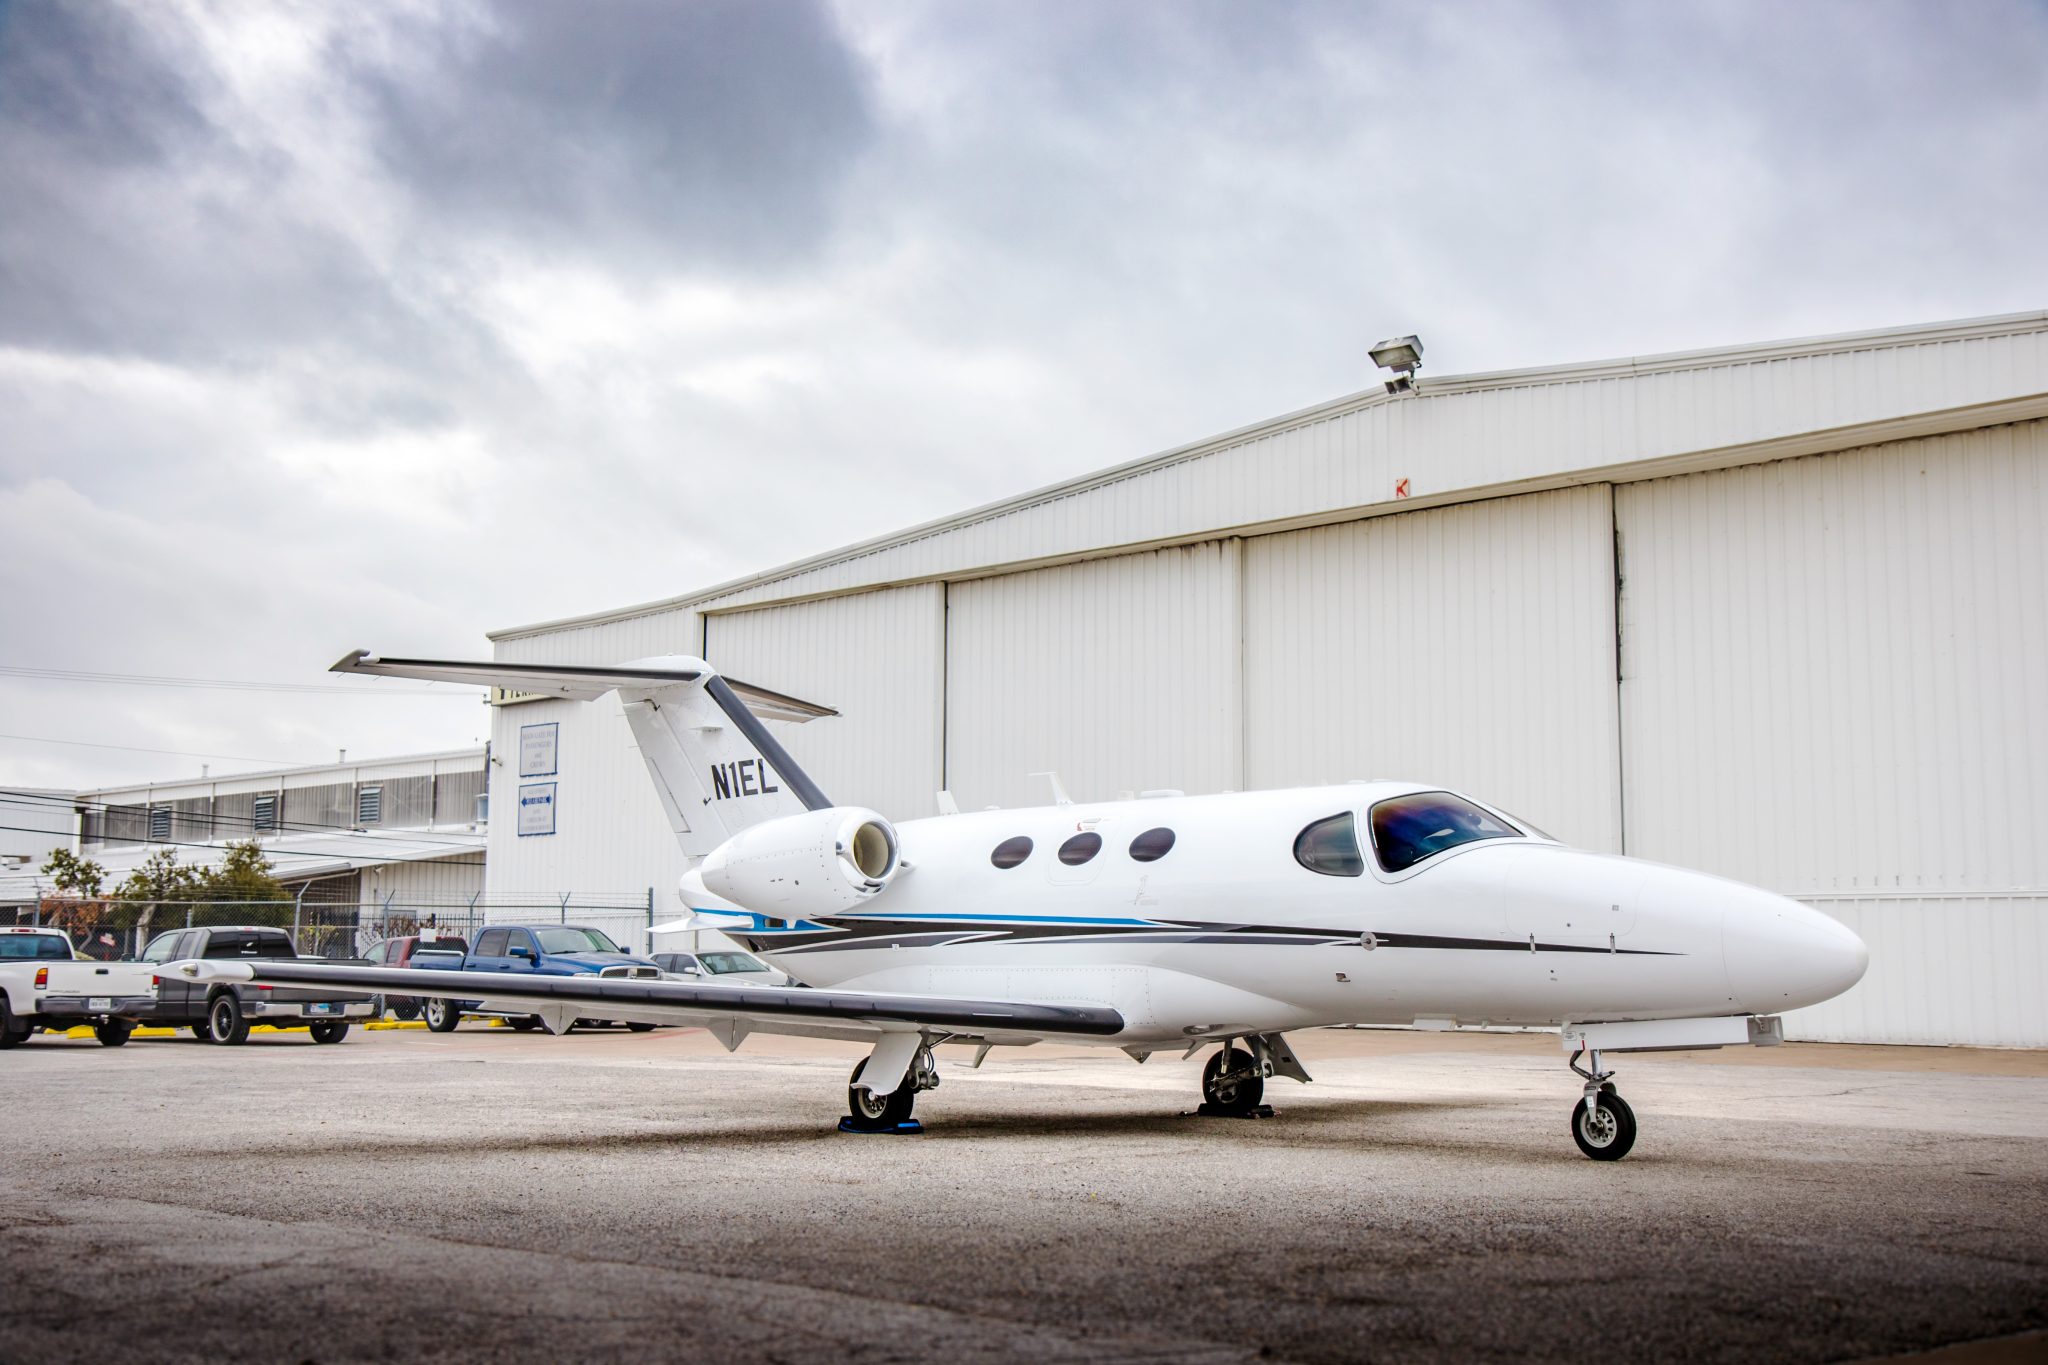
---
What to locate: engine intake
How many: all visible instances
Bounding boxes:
[698,806,900,917]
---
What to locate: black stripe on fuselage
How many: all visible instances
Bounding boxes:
[736,918,1680,957]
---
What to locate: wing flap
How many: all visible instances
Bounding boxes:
[178,960,1125,1040]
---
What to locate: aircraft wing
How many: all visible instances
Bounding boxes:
[172,959,1125,1051]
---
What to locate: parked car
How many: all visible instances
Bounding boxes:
[136,925,377,1044]
[416,924,664,1034]
[358,934,469,1020]
[650,949,792,987]
[0,926,156,1048]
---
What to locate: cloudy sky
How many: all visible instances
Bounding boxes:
[2,0,2045,789]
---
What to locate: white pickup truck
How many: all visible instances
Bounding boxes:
[0,926,158,1048]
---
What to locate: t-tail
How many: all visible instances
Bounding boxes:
[330,651,838,861]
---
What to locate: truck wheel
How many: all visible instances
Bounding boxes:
[424,999,461,1033]
[309,1021,350,1045]
[627,1023,656,1033]
[0,998,27,1049]
[507,1016,540,1032]
[393,1002,421,1022]
[189,1024,212,1041]
[94,1020,134,1047]
[207,993,251,1046]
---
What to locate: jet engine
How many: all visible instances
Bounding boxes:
[698,806,900,917]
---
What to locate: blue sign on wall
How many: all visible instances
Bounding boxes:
[517,782,557,837]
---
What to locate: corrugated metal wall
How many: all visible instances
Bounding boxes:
[704,586,946,821]
[943,543,1243,811]
[1244,486,1623,852]
[1618,419,2048,1044]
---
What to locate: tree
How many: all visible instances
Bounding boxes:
[115,848,205,906]
[40,848,106,899]
[37,849,110,944]
[201,841,289,905]
[114,847,205,947]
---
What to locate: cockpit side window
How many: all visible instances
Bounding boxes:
[1293,813,1365,877]
[1370,791,1522,873]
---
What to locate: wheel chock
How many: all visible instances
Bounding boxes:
[836,1117,925,1135]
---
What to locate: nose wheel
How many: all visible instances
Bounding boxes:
[1568,1044,1638,1161]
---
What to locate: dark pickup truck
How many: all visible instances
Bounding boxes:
[417,923,663,1033]
[140,925,378,1045]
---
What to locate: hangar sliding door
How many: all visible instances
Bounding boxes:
[1243,485,1623,853]
[1618,420,2048,1045]
[704,585,946,822]
[944,542,1241,811]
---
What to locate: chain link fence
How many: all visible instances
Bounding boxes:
[12,894,662,961]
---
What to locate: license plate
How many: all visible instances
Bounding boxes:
[307,1003,337,1015]
[88,997,112,1011]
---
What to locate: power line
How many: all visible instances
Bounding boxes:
[0,732,306,765]
[0,665,473,697]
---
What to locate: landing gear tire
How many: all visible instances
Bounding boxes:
[207,994,250,1046]
[94,1020,133,1047]
[424,999,462,1033]
[1202,1045,1265,1115]
[507,1017,540,1032]
[844,1058,916,1132]
[1571,1092,1637,1161]
[309,1021,350,1045]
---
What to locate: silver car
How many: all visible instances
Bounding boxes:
[650,950,792,987]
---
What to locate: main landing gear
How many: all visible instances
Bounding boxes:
[1568,1043,1637,1161]
[842,1043,940,1133]
[1200,1045,1267,1117]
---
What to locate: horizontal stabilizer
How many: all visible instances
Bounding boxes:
[330,651,836,723]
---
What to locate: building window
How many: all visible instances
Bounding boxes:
[252,793,277,833]
[1293,813,1364,877]
[1128,827,1176,862]
[990,836,1033,869]
[356,787,382,825]
[1057,832,1103,866]
[149,807,171,841]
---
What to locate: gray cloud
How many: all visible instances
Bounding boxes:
[355,0,877,272]
[2,0,2046,788]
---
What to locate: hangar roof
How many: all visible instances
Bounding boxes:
[493,309,2048,641]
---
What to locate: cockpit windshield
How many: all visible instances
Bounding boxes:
[1369,791,1523,873]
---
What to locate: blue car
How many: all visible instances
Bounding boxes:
[418,924,665,1034]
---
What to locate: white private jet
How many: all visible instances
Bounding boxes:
[181,652,1869,1160]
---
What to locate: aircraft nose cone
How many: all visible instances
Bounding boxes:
[1724,888,1869,1013]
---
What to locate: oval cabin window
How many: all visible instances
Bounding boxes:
[1293,813,1365,877]
[1057,832,1104,865]
[990,836,1034,869]
[1128,827,1176,862]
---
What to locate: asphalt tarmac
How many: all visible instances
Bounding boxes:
[1,1023,2043,1364]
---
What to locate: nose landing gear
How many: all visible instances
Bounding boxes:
[1568,1043,1637,1160]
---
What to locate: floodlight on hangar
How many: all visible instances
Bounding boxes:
[1370,334,1424,394]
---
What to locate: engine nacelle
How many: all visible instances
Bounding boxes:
[697,806,900,917]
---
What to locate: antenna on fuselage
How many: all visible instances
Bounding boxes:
[1029,771,1074,806]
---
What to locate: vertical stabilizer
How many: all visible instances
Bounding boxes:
[329,651,837,860]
